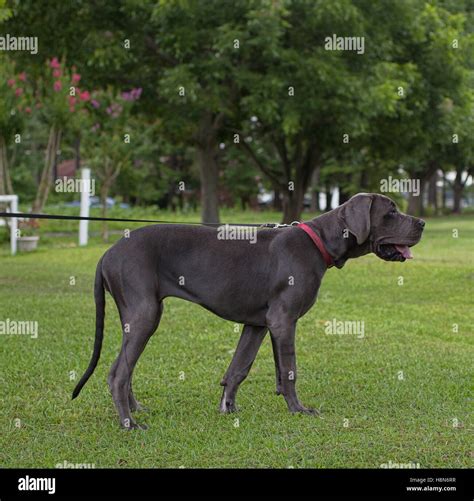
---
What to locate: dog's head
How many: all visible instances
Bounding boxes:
[338,193,425,263]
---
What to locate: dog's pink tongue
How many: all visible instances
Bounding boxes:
[395,245,413,259]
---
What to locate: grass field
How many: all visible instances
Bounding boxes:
[0,210,472,468]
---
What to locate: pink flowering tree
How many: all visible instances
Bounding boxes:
[0,59,32,196]
[32,57,91,212]
[82,87,142,241]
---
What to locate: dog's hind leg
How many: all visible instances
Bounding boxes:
[219,325,267,413]
[107,359,144,411]
[108,301,163,429]
[129,383,146,412]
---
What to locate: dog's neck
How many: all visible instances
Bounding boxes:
[305,211,371,269]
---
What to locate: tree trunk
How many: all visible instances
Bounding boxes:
[273,189,282,211]
[5,156,13,194]
[427,170,438,213]
[452,169,464,214]
[0,135,7,195]
[310,166,320,211]
[442,171,447,211]
[74,135,81,173]
[407,162,439,216]
[407,178,425,216]
[0,135,13,194]
[193,112,222,224]
[311,190,320,212]
[196,145,220,224]
[325,186,332,212]
[360,169,369,190]
[0,137,14,228]
[32,125,62,212]
[338,186,350,205]
[281,185,304,223]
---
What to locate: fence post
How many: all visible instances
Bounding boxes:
[79,168,90,246]
[10,195,18,255]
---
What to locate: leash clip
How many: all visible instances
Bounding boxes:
[260,220,300,229]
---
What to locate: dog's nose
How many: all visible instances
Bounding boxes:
[418,219,425,228]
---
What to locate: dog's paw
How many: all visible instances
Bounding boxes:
[219,389,239,413]
[289,405,320,416]
[219,400,239,414]
[130,402,148,413]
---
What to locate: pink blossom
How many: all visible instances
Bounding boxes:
[72,73,81,83]
[15,87,23,97]
[106,102,123,117]
[79,90,90,101]
[69,106,75,113]
[53,80,62,92]
[69,96,76,107]
[132,87,142,99]
[25,107,32,114]
[122,87,142,101]
[18,72,27,82]
[50,57,61,69]
[53,69,61,78]
[7,78,15,87]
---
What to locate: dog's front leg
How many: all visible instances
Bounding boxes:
[268,317,318,415]
[219,325,267,413]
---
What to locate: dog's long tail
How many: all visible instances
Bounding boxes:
[72,257,105,399]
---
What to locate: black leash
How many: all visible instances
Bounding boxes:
[0,211,293,228]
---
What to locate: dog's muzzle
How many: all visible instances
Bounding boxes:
[374,220,425,262]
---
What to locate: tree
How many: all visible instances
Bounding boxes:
[0,58,26,196]
[82,87,141,241]
[147,0,254,223]
[32,58,90,212]
[232,0,429,222]
[390,2,474,216]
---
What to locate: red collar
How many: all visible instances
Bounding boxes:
[297,223,334,268]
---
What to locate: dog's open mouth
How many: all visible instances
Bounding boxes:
[376,244,413,262]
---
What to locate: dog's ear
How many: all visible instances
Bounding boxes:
[339,194,373,244]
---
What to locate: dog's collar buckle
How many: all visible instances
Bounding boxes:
[296,223,334,268]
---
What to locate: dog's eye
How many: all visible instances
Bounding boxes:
[385,208,397,218]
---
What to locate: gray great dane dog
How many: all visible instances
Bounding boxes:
[72,193,425,429]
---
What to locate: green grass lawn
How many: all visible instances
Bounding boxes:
[0,211,472,468]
